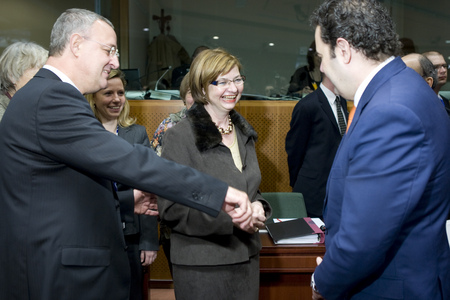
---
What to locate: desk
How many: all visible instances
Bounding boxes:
[259,233,326,300]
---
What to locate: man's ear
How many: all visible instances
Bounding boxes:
[70,34,84,57]
[425,76,434,88]
[335,37,352,64]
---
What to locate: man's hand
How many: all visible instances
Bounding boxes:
[141,250,157,266]
[312,257,325,300]
[222,187,253,232]
[133,190,159,216]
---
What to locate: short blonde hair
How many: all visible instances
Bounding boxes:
[188,48,242,105]
[86,69,136,128]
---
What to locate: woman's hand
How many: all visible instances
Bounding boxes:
[250,201,266,233]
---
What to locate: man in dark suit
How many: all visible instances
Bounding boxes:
[310,1,450,299]
[423,50,450,116]
[285,74,347,218]
[401,53,437,90]
[0,8,252,300]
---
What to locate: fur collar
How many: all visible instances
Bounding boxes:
[186,102,258,152]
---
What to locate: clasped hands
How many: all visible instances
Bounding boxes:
[222,187,266,234]
[134,186,265,234]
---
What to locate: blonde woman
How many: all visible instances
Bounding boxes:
[86,69,158,300]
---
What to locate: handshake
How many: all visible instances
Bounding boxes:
[134,186,265,234]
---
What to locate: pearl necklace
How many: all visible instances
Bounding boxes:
[215,115,233,135]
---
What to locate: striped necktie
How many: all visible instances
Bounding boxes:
[335,97,346,136]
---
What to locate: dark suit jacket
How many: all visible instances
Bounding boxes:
[0,68,229,300]
[440,94,450,118]
[117,125,158,251]
[315,57,450,299]
[285,87,347,216]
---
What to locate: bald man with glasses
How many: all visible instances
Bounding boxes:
[423,51,450,116]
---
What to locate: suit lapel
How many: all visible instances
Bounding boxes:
[323,57,406,212]
[318,89,340,133]
[346,57,405,136]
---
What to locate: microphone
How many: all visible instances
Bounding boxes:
[155,66,172,91]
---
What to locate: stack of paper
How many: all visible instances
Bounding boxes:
[265,217,325,244]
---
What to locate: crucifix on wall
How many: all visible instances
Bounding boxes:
[152,9,172,34]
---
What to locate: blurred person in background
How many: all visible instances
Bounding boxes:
[0,41,48,121]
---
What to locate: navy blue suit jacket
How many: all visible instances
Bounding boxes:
[315,57,450,299]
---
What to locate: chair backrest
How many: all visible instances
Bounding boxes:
[261,192,307,224]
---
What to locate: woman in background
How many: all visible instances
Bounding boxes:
[151,74,194,156]
[150,74,195,276]
[0,41,48,121]
[86,69,158,300]
[158,48,271,300]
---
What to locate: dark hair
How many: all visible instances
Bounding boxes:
[306,41,317,70]
[419,55,437,89]
[192,46,209,60]
[310,0,401,61]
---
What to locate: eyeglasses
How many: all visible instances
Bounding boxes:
[433,64,448,70]
[211,76,246,88]
[82,36,120,57]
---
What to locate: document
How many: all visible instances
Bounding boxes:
[265,217,325,244]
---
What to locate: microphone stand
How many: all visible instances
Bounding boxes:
[155,66,172,91]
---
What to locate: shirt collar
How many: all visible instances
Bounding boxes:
[43,65,80,92]
[320,82,338,107]
[353,56,395,107]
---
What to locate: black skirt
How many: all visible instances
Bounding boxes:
[172,254,260,300]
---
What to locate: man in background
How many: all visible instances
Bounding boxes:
[171,45,209,89]
[402,53,437,89]
[423,50,450,115]
[285,74,347,219]
[310,0,450,299]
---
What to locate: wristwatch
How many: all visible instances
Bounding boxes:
[310,273,319,293]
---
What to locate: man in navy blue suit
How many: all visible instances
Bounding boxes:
[310,1,450,299]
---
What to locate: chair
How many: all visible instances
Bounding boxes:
[261,192,307,224]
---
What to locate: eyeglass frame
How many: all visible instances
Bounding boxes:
[433,64,448,71]
[210,75,246,88]
[82,36,120,58]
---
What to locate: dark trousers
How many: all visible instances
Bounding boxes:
[125,234,143,300]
